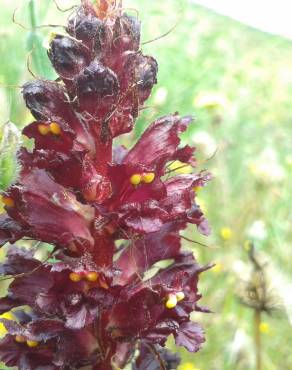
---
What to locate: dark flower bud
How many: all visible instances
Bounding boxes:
[48,35,90,79]
[136,55,158,90]
[122,53,158,105]
[75,60,119,114]
[76,60,119,97]
[22,80,72,121]
[112,14,141,52]
[67,8,107,54]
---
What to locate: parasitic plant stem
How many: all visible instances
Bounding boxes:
[254,309,262,370]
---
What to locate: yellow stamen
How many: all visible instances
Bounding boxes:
[69,272,82,282]
[193,186,201,193]
[142,172,155,184]
[165,294,177,309]
[1,196,15,208]
[130,174,142,186]
[176,291,185,302]
[49,122,61,135]
[15,335,26,343]
[85,272,99,282]
[26,340,39,348]
[38,124,50,136]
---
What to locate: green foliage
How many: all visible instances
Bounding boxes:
[0,121,21,190]
[0,0,291,369]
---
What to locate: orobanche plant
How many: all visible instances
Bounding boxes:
[0,1,212,369]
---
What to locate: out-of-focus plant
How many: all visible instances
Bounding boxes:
[0,121,21,192]
[237,242,281,370]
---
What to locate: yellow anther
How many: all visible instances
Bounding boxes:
[142,172,155,184]
[26,340,39,348]
[130,174,142,186]
[38,124,50,136]
[176,291,185,302]
[1,196,15,208]
[15,335,26,343]
[49,122,61,135]
[69,272,82,282]
[193,186,201,193]
[85,272,99,282]
[165,294,178,309]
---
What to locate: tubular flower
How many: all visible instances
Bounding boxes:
[0,1,212,369]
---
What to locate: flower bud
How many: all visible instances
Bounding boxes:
[22,80,71,121]
[48,35,89,79]
[112,15,141,52]
[68,12,107,55]
[75,61,119,113]
[136,56,158,91]
[76,61,119,98]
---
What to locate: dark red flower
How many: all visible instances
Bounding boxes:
[0,1,212,369]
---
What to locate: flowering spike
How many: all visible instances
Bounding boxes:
[0,1,212,369]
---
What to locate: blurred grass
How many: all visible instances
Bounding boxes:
[0,0,291,369]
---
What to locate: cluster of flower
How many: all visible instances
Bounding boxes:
[0,1,211,369]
